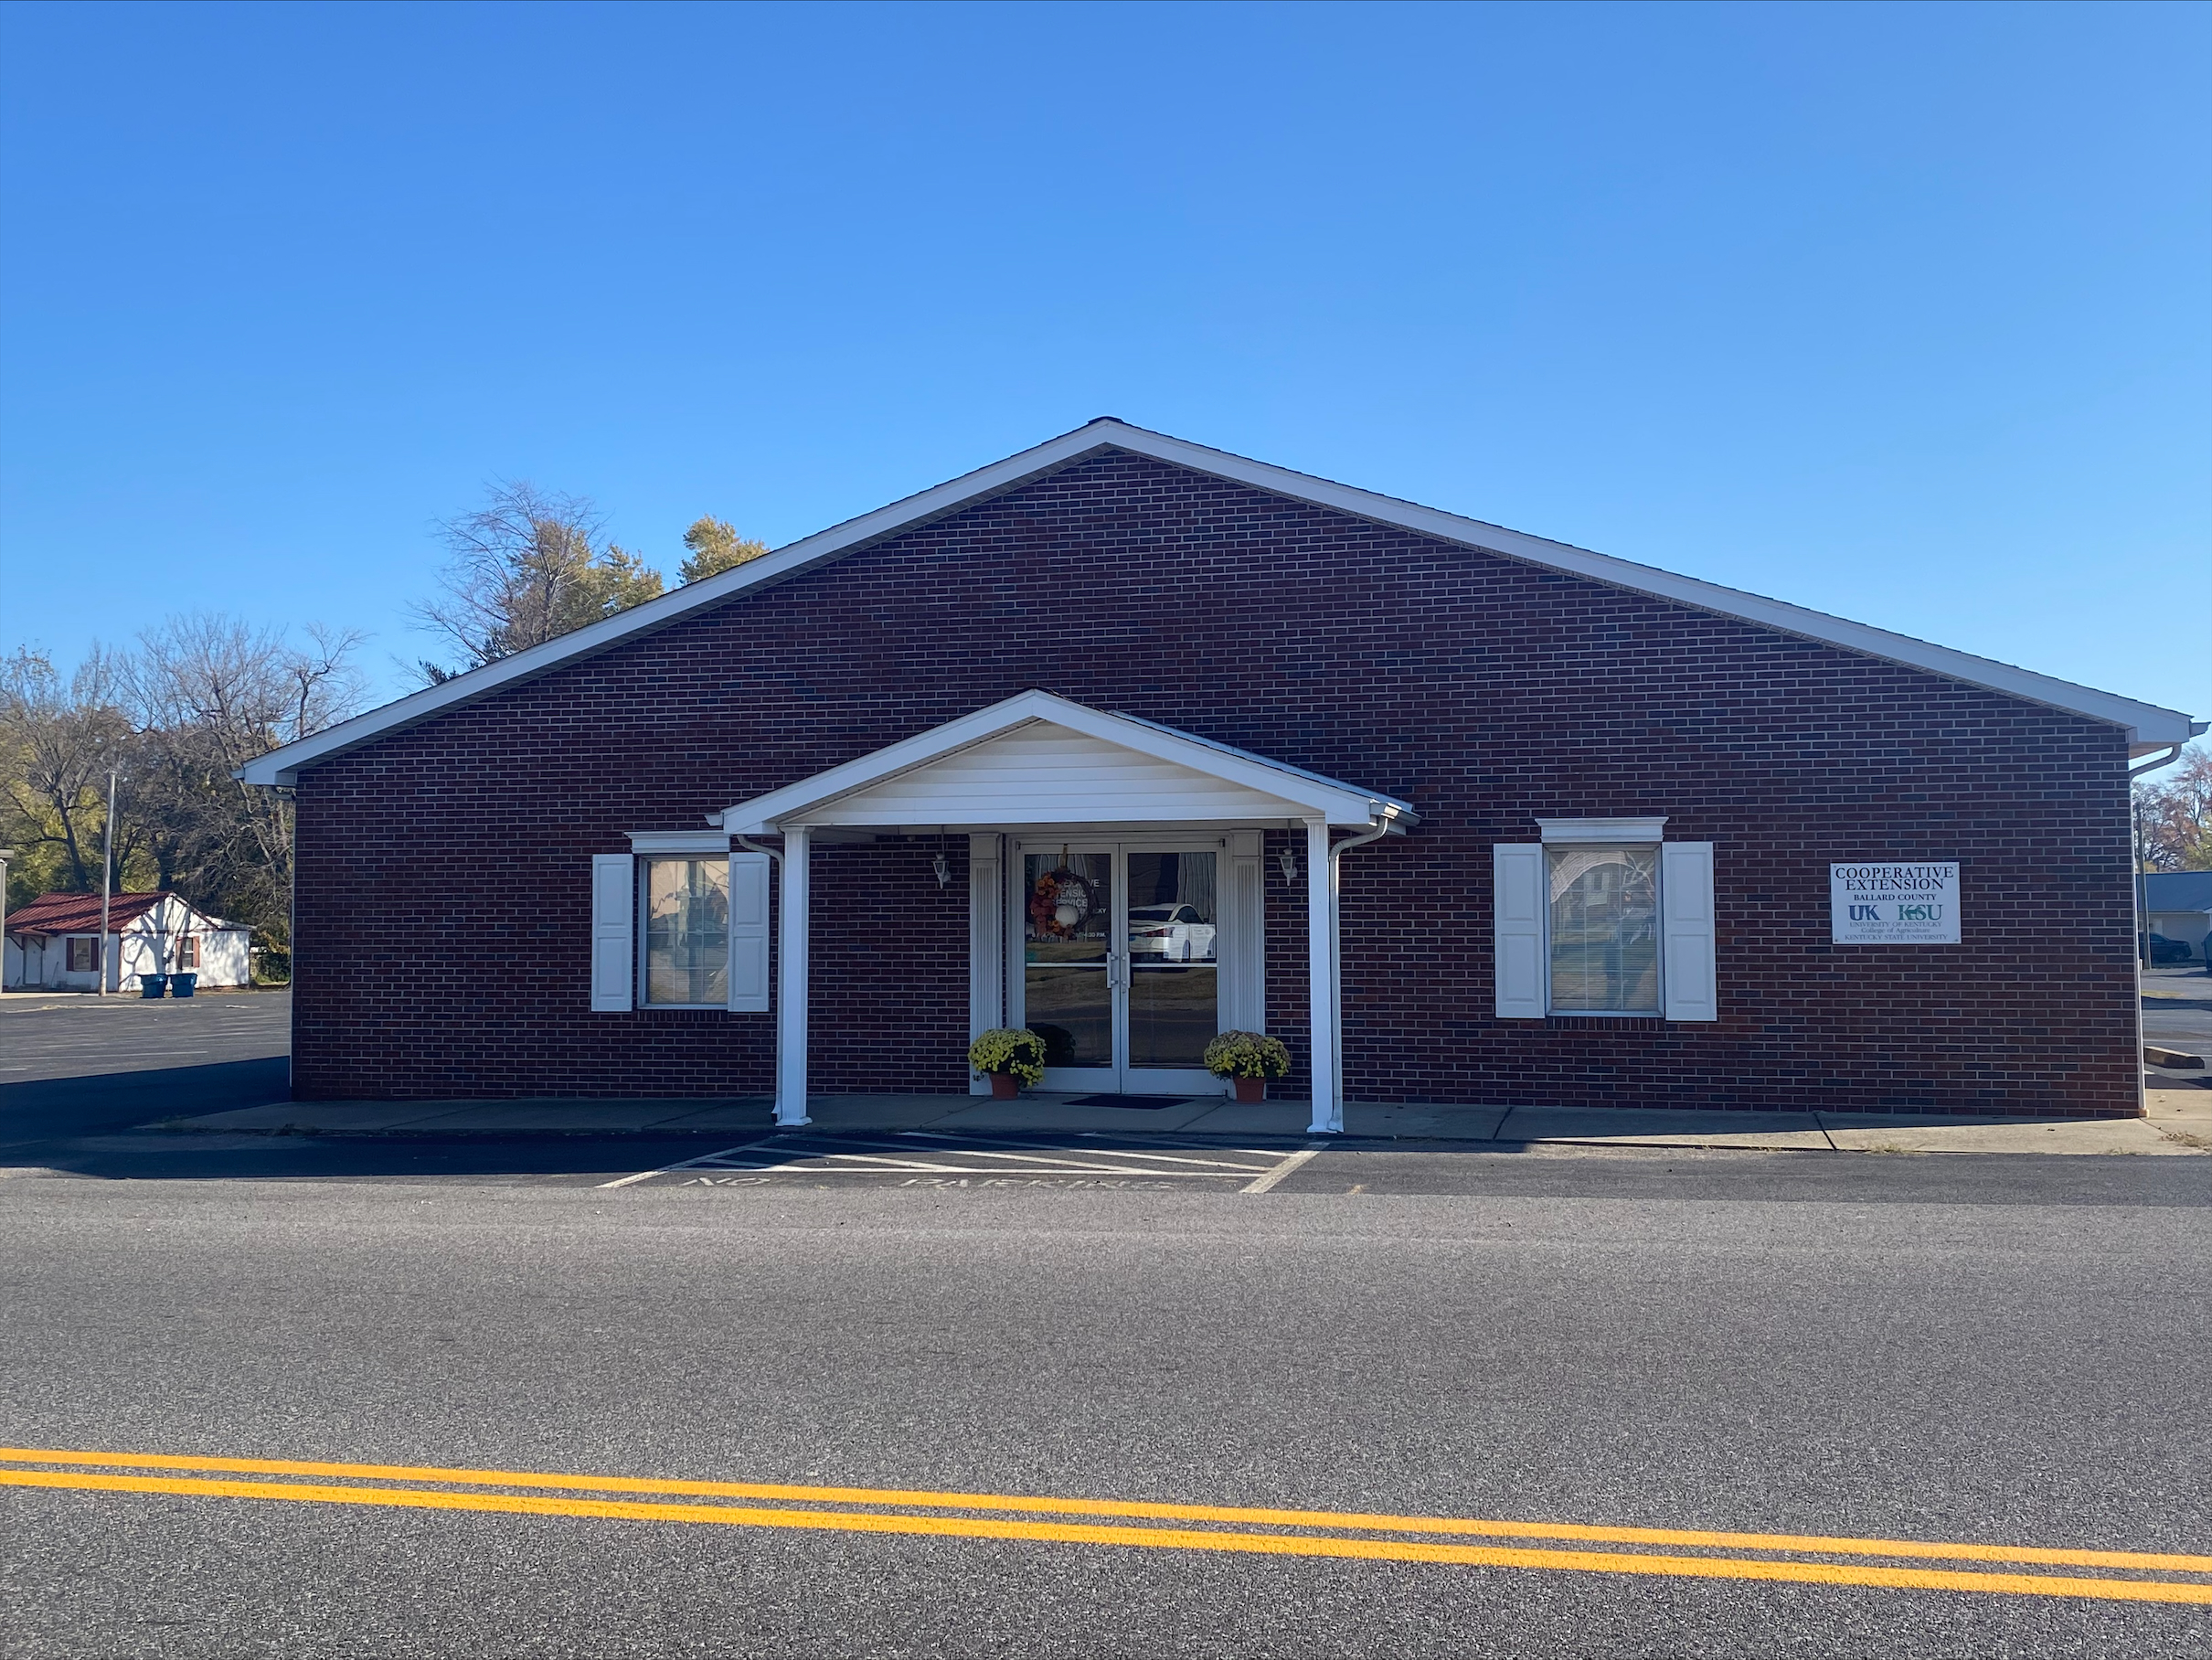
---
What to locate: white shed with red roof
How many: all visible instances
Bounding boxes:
[3,890,251,992]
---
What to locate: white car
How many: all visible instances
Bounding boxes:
[1128,904,1217,962]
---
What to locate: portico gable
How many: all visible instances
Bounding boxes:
[714,691,1416,1135]
[716,690,1414,833]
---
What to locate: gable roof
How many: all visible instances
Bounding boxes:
[2144,872,2212,912]
[4,890,238,940]
[239,419,2201,785]
[716,690,1419,834]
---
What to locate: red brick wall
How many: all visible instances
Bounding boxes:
[292,449,2143,1115]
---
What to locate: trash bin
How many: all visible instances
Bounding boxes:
[140,974,168,999]
[171,973,197,999]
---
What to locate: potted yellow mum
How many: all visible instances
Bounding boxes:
[968,1027,1047,1099]
[1204,1031,1292,1103]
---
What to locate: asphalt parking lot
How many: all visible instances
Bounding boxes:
[0,987,292,1085]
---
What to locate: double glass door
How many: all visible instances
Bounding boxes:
[1016,842,1222,1094]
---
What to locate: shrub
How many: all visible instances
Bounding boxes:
[1203,1030,1291,1080]
[968,1027,1048,1086]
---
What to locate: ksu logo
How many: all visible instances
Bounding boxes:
[1898,904,1942,922]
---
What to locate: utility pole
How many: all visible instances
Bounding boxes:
[99,767,117,996]
[0,848,13,994]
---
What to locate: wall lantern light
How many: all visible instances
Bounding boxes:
[1276,847,1299,884]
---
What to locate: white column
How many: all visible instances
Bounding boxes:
[1304,819,1339,1134]
[967,833,1004,1095]
[776,826,812,1126]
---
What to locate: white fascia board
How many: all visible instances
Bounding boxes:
[238,419,2194,785]
[237,429,1132,786]
[1103,708,1419,825]
[718,689,1400,833]
[1094,426,2195,748]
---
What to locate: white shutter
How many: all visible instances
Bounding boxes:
[1221,829,1266,1031]
[967,834,1004,1053]
[727,852,771,1013]
[1494,843,1547,1019]
[590,854,635,1012]
[1661,841,1717,1022]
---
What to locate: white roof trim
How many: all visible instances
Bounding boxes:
[239,419,2196,783]
[716,690,1418,834]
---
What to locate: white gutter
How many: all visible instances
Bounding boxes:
[1323,813,1407,1125]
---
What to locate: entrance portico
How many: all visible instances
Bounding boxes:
[715,691,1416,1135]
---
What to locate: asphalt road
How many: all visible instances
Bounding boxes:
[4,992,2209,1656]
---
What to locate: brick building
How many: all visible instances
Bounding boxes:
[243,420,2200,1124]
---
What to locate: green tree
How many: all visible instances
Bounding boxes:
[412,482,666,678]
[677,516,771,584]
[590,543,668,614]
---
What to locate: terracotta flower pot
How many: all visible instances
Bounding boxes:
[1233,1076,1267,1104]
[990,1072,1020,1100]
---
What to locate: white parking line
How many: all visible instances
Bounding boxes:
[713,1133,1221,1175]
[933,1133,1277,1172]
[797,1151,984,1173]
[594,1136,778,1189]
[888,1142,1271,1176]
[599,1132,1317,1187]
[1238,1144,1327,1194]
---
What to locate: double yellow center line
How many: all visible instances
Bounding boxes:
[4,1447,2207,1604]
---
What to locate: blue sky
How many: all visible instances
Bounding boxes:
[3,1,2206,719]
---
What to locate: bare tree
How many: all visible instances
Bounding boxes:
[127,615,367,910]
[0,647,133,891]
[412,481,664,680]
[3,620,366,958]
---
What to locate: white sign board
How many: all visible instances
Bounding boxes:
[1831,863,1960,944]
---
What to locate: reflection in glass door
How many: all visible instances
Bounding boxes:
[1017,844,1221,1093]
[1125,850,1218,1071]
[1022,850,1114,1070]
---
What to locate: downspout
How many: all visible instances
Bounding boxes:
[2127,745,2185,971]
[1325,812,1399,1119]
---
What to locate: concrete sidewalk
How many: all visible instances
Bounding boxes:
[159,1086,2212,1155]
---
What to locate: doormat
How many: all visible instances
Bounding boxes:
[1064,1094,1196,1111]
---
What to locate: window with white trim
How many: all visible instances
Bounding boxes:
[1494,820,1717,1022]
[1547,844,1659,1013]
[641,857,730,1007]
[592,843,770,1015]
